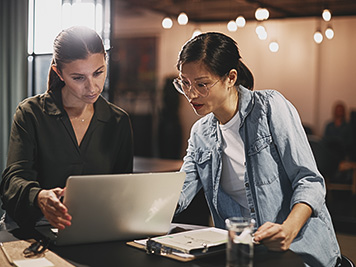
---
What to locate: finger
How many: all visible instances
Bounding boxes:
[255,222,274,234]
[254,222,274,237]
[254,224,281,242]
[52,187,65,198]
[46,211,72,229]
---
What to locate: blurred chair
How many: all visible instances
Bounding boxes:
[308,135,356,195]
[341,254,355,267]
[328,161,356,195]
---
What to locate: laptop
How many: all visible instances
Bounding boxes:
[41,172,185,246]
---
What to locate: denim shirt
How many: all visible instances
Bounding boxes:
[177,85,341,267]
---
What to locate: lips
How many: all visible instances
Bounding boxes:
[191,102,204,110]
[86,94,98,99]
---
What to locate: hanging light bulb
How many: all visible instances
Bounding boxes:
[269,41,279,52]
[235,16,246,28]
[177,12,189,25]
[314,30,323,44]
[255,7,269,21]
[227,20,238,32]
[255,25,266,35]
[256,25,267,40]
[325,26,334,39]
[258,31,268,40]
[192,28,202,38]
[322,9,332,22]
[162,17,173,29]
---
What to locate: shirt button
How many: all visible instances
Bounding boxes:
[245,182,249,188]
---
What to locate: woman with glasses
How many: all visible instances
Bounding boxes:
[0,26,133,231]
[174,32,340,267]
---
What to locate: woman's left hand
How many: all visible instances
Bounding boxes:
[253,221,294,251]
[252,203,313,251]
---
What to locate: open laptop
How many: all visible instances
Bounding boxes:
[40,172,185,246]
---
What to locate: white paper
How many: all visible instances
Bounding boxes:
[152,227,227,253]
[13,258,54,267]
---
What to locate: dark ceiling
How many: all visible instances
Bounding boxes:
[116,0,356,23]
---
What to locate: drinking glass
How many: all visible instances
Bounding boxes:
[225,217,255,267]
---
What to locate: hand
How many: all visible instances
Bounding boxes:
[253,221,295,251]
[37,188,72,230]
[253,203,312,252]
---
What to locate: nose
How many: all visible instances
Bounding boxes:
[85,77,95,93]
[185,86,199,100]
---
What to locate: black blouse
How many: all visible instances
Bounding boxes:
[1,89,133,228]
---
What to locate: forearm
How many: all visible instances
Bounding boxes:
[1,172,42,227]
[283,202,312,240]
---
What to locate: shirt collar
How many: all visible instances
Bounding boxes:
[42,89,112,122]
[237,85,254,126]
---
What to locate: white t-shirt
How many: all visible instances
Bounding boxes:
[219,112,249,212]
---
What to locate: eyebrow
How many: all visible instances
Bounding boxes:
[70,65,105,76]
[180,75,211,81]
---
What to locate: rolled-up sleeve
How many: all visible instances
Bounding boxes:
[267,91,325,216]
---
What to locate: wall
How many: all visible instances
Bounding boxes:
[113,9,356,157]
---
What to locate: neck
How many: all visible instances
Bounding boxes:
[64,104,94,121]
[215,88,239,125]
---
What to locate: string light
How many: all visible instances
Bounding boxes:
[235,16,246,28]
[269,41,279,52]
[255,8,269,21]
[314,30,323,44]
[256,25,267,40]
[177,12,188,25]
[322,9,332,22]
[227,20,238,32]
[162,17,173,29]
[325,26,334,39]
[192,28,202,38]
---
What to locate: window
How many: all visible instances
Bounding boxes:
[28,0,111,96]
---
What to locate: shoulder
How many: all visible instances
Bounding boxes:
[15,94,47,117]
[252,89,294,114]
[191,113,215,131]
[96,96,131,124]
[17,94,45,109]
[190,114,217,143]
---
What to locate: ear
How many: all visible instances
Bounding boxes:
[226,69,238,87]
[51,65,64,81]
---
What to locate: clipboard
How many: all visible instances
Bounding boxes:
[126,227,227,262]
[0,240,74,267]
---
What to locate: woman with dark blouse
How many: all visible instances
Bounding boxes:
[0,26,133,230]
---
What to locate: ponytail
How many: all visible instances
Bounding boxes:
[236,60,254,90]
[47,59,65,92]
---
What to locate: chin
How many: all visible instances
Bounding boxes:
[193,109,207,117]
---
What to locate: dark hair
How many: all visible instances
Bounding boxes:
[176,32,254,90]
[47,26,106,92]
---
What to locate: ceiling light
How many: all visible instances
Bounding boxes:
[269,41,279,52]
[162,17,173,29]
[255,25,266,35]
[177,12,188,25]
[235,16,246,28]
[192,28,202,38]
[227,20,238,32]
[313,30,323,44]
[325,26,334,39]
[322,9,332,22]
[256,25,267,40]
[255,8,269,21]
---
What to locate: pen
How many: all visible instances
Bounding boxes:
[0,242,15,266]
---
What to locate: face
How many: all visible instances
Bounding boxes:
[180,61,237,123]
[53,53,107,107]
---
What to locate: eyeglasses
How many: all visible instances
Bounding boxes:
[173,78,220,97]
